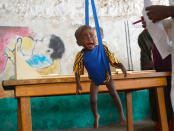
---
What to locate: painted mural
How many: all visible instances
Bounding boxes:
[0,26,65,81]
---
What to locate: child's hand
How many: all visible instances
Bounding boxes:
[114,63,127,77]
[121,67,127,77]
[75,73,83,95]
[76,84,82,95]
[119,64,127,77]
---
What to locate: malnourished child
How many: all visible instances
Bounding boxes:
[73,25,127,128]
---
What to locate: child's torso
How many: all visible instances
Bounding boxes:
[83,45,111,85]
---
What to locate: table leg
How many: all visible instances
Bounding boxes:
[17,98,22,131]
[17,97,32,131]
[155,87,169,131]
[126,92,134,131]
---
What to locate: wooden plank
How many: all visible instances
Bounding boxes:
[15,77,167,97]
[155,87,169,131]
[2,72,171,87]
[113,77,167,90]
[18,97,32,131]
[0,85,5,98]
[126,92,133,131]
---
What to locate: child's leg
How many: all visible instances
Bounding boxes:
[90,81,100,128]
[106,78,126,124]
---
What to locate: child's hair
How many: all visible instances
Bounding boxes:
[93,26,104,39]
[75,25,93,41]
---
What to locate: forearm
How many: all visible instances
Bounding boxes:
[113,63,124,69]
[75,73,81,86]
[114,62,127,77]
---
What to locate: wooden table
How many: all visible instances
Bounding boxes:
[2,71,170,131]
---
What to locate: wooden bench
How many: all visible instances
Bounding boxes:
[2,71,170,131]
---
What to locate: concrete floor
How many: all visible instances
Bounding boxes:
[59,119,156,131]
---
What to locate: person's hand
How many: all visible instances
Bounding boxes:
[141,16,146,29]
[114,63,127,77]
[76,84,82,95]
[145,5,173,23]
[119,63,127,77]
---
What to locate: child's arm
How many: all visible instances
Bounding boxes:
[75,73,82,95]
[73,51,85,95]
[113,63,127,77]
[103,45,127,77]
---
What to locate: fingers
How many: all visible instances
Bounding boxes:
[124,72,127,77]
[76,89,81,95]
[76,90,78,95]
[146,12,151,17]
[145,6,151,11]
[76,90,80,95]
[147,15,159,23]
[145,5,169,23]
[140,16,146,28]
[142,21,146,28]
[145,6,157,22]
[145,5,157,11]
[121,68,127,77]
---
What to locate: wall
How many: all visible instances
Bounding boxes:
[0,0,169,130]
[0,92,151,130]
[169,0,174,4]
[0,0,169,77]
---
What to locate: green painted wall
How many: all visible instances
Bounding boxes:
[0,90,150,130]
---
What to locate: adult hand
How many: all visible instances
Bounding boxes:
[141,16,146,29]
[146,5,173,23]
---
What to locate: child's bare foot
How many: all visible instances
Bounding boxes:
[94,114,100,128]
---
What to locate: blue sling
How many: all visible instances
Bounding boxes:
[83,0,111,85]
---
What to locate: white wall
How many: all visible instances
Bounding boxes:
[0,0,169,77]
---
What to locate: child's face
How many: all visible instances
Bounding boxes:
[77,28,97,50]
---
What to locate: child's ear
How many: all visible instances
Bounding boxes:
[77,40,82,46]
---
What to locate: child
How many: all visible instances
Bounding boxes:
[73,25,127,128]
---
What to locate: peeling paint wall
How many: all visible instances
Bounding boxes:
[0,0,169,75]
